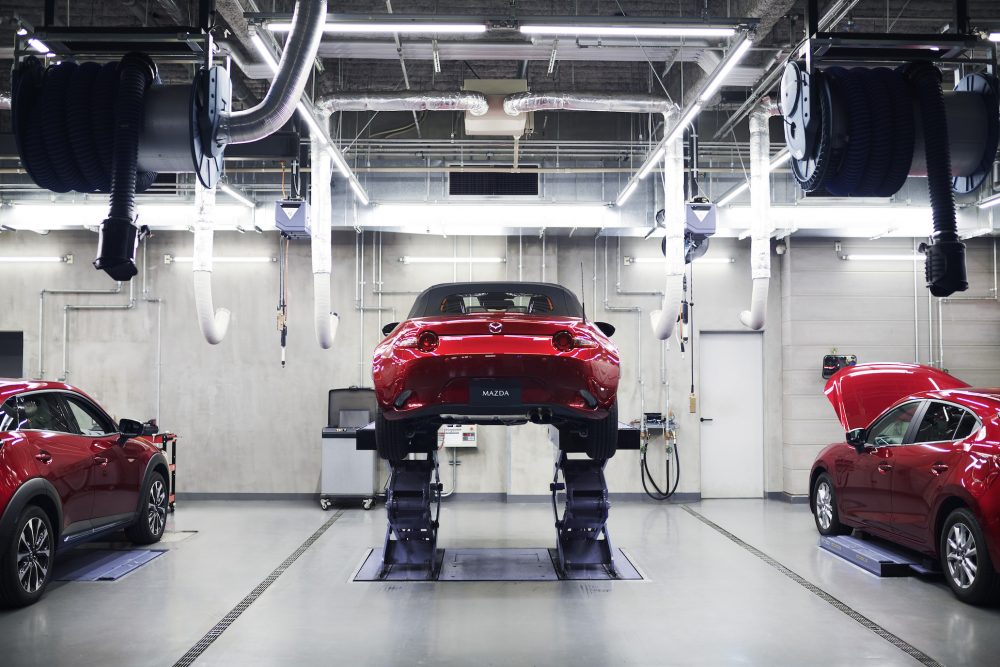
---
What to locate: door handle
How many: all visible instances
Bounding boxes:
[94,456,109,466]
[700,417,713,423]
[877,463,893,473]
[35,451,52,464]
[931,463,949,475]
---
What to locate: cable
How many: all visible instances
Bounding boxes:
[640,426,680,500]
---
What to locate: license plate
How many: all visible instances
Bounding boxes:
[469,379,522,406]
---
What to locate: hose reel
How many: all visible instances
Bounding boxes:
[781,61,1000,297]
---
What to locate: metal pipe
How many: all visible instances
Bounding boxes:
[39,283,123,378]
[317,91,489,116]
[218,0,327,145]
[913,238,920,363]
[61,280,136,381]
[650,106,686,341]
[739,100,778,330]
[601,235,644,423]
[616,237,663,296]
[311,135,340,348]
[503,92,674,117]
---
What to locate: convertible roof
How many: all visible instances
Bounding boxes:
[407,282,584,319]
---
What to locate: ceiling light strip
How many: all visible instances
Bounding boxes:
[715,148,791,207]
[614,33,752,207]
[400,256,506,264]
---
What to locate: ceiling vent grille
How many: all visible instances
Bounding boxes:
[448,169,539,197]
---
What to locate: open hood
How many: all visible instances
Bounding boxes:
[824,363,969,431]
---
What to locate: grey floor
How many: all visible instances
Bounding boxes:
[2,499,998,667]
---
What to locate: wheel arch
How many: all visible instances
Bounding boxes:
[0,478,63,544]
[808,466,828,514]
[134,452,170,515]
[933,495,974,557]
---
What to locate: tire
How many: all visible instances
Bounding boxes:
[940,508,1000,605]
[585,401,618,460]
[0,505,55,608]
[126,472,168,545]
[375,410,410,462]
[812,472,851,536]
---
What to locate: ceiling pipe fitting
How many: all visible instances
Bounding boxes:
[502,92,674,117]
[217,0,328,145]
[317,91,490,116]
[739,99,779,330]
[310,135,340,349]
[650,105,686,341]
[192,181,231,344]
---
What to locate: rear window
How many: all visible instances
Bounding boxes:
[438,291,554,315]
[408,283,584,318]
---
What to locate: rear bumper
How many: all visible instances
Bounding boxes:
[381,401,610,424]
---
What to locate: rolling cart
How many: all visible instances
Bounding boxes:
[152,432,178,512]
[320,387,379,511]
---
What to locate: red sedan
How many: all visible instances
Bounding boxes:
[372,282,620,460]
[0,380,169,607]
[811,363,1000,604]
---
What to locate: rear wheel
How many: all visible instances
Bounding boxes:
[940,508,1000,605]
[126,472,168,545]
[585,401,618,460]
[0,505,55,608]
[812,472,851,536]
[376,410,410,462]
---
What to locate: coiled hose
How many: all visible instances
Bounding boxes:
[12,54,158,280]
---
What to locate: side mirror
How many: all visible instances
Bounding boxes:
[381,322,400,337]
[118,418,144,444]
[595,321,615,337]
[846,428,869,452]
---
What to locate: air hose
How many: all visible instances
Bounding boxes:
[641,427,680,501]
[905,62,967,297]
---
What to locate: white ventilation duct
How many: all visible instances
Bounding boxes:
[739,100,777,330]
[316,91,490,116]
[310,135,340,349]
[650,106,686,341]
[192,181,231,345]
[503,92,674,116]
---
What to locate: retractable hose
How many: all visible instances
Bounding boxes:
[641,430,680,501]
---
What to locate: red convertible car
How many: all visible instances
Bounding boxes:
[811,363,1000,604]
[372,282,620,461]
[0,380,169,607]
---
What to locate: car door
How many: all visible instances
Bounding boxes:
[60,393,142,526]
[890,401,977,550]
[15,392,95,538]
[838,401,922,531]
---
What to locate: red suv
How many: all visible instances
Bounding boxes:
[811,363,1000,604]
[0,380,169,607]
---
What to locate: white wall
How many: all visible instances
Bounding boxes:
[1,230,996,499]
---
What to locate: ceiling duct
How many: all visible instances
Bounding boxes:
[464,80,530,137]
[316,91,489,116]
[503,92,673,116]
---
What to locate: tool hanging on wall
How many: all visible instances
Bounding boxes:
[687,266,697,414]
[277,235,290,367]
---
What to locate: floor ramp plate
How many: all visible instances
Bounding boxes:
[53,549,166,582]
[354,547,642,582]
[819,535,935,577]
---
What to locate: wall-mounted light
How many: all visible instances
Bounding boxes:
[267,20,487,34]
[218,183,256,208]
[840,254,924,261]
[0,254,72,264]
[519,24,736,38]
[624,256,734,265]
[164,254,276,265]
[399,256,506,265]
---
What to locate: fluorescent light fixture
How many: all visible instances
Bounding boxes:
[0,255,71,263]
[369,203,614,231]
[268,21,487,34]
[626,256,734,264]
[165,255,276,264]
[400,256,505,264]
[520,24,736,38]
[218,183,255,208]
[715,149,791,207]
[637,147,665,179]
[978,193,1000,210]
[616,180,640,207]
[2,202,259,232]
[960,228,994,240]
[349,178,370,206]
[989,32,1000,42]
[16,27,28,36]
[249,33,279,71]
[698,37,753,101]
[842,254,924,261]
[27,38,50,54]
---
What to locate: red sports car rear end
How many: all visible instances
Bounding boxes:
[372,282,620,460]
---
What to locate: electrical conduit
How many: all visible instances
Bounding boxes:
[739,101,776,330]
[310,135,340,348]
[192,181,231,344]
[650,106,686,341]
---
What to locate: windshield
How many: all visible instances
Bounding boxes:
[408,282,584,318]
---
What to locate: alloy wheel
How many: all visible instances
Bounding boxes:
[16,517,51,594]
[816,481,834,531]
[147,480,167,536]
[946,523,978,589]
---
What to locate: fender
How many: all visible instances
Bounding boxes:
[0,477,63,543]
[134,451,170,515]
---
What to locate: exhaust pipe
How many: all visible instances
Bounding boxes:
[650,105,686,341]
[739,100,777,331]
[192,181,231,344]
[310,135,340,348]
[317,91,489,116]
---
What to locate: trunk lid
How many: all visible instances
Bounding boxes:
[824,363,969,430]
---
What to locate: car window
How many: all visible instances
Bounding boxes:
[0,397,18,431]
[867,402,920,447]
[62,395,116,436]
[912,402,978,443]
[17,393,74,433]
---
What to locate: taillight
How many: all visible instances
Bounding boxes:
[552,331,574,352]
[417,331,439,352]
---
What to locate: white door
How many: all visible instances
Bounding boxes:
[699,332,764,498]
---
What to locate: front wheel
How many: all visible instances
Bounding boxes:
[0,506,55,608]
[812,472,850,536]
[940,508,1000,605]
[126,472,168,545]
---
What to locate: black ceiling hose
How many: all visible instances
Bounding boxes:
[856,68,892,197]
[94,53,157,281]
[904,62,967,297]
[880,67,916,197]
[42,62,89,193]
[825,67,872,196]
[91,62,119,188]
[67,62,106,192]
[12,57,59,192]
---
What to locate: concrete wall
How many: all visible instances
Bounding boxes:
[0,230,996,499]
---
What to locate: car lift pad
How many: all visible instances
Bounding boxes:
[53,549,166,582]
